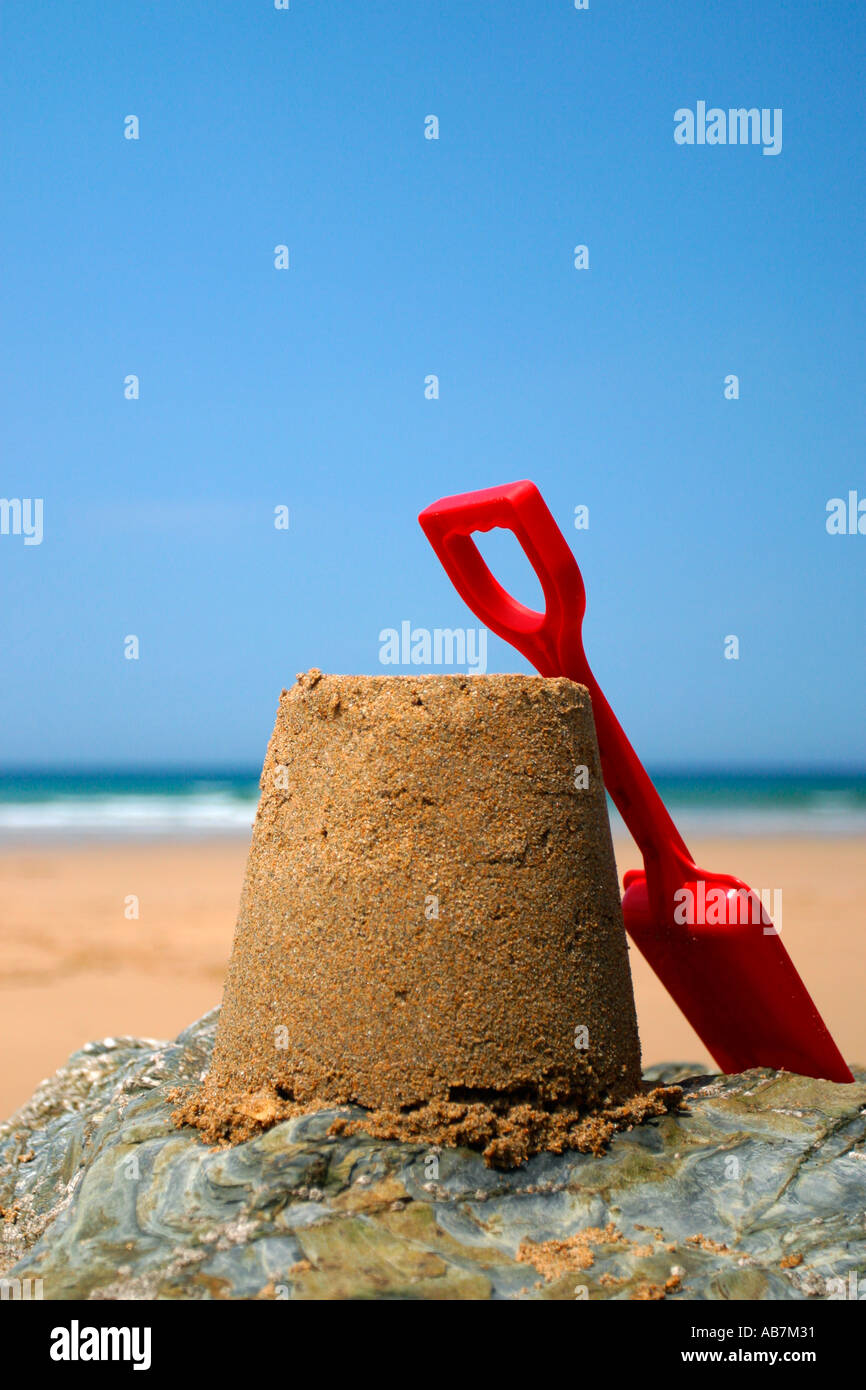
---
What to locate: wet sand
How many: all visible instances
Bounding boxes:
[0,836,862,1118]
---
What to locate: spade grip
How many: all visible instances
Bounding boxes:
[418,479,691,886]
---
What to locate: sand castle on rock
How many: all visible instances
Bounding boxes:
[176,670,645,1163]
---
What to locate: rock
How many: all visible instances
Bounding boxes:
[1,1011,864,1301]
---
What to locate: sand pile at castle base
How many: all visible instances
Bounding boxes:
[175,670,645,1167]
[174,1079,684,1169]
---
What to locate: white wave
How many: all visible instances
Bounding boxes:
[0,793,258,839]
[0,792,863,843]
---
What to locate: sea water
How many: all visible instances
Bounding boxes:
[0,769,863,841]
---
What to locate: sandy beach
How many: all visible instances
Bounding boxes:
[0,835,863,1119]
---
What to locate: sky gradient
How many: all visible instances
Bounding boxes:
[2,1,864,768]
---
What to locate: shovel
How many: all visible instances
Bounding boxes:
[419,478,853,1082]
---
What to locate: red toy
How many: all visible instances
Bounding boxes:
[419,479,852,1082]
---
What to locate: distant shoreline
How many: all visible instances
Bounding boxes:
[0,768,864,840]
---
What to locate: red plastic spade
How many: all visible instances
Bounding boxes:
[419,479,852,1082]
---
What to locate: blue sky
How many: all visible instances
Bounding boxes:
[1,0,864,768]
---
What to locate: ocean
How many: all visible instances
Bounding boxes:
[0,769,864,841]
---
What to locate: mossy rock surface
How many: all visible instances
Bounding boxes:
[1,1010,864,1301]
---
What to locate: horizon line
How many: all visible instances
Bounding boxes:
[0,764,865,780]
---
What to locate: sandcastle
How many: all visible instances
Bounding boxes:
[176,669,650,1165]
